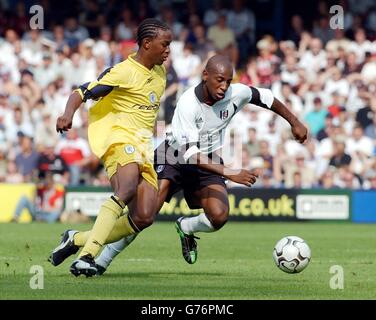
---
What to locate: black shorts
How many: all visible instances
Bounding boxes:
[154,141,226,209]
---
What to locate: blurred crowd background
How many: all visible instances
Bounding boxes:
[0,0,375,194]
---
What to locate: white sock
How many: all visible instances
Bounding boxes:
[180,213,215,234]
[95,234,137,269]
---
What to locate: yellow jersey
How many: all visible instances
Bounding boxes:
[85,53,166,158]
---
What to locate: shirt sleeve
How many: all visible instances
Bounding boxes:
[74,65,123,101]
[249,86,274,109]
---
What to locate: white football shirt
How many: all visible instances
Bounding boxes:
[168,82,274,160]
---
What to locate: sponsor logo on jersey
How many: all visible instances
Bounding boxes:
[124,144,135,154]
[132,103,160,110]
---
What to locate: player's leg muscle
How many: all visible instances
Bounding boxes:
[199,184,229,230]
[110,163,140,203]
[127,179,158,230]
[156,179,171,213]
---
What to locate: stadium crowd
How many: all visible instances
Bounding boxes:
[0,0,375,194]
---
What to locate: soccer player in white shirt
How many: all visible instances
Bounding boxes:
[94,55,307,273]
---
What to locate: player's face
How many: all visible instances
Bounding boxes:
[204,66,233,101]
[149,29,172,65]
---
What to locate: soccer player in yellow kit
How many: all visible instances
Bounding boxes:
[49,19,172,277]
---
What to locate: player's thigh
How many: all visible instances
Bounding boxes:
[196,184,229,225]
[109,163,140,201]
[104,143,142,201]
[127,178,158,229]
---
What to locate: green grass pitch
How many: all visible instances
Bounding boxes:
[0,221,375,300]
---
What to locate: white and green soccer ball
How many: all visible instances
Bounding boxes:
[272,236,311,273]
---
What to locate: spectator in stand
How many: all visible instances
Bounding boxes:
[239,57,259,87]
[159,6,184,39]
[363,169,376,190]
[319,167,339,189]
[280,55,300,89]
[15,134,40,182]
[203,0,228,28]
[207,14,238,65]
[313,15,335,45]
[304,97,328,138]
[5,106,34,144]
[80,0,103,39]
[355,88,374,129]
[256,38,280,88]
[64,16,89,49]
[245,127,260,157]
[226,0,255,65]
[329,137,352,169]
[256,140,274,174]
[55,128,91,186]
[316,113,334,141]
[283,152,315,188]
[299,36,327,82]
[192,24,216,62]
[34,109,59,150]
[115,8,137,41]
[173,42,201,90]
[287,15,305,46]
[346,125,374,159]
[38,142,70,184]
[11,172,64,223]
[5,160,24,183]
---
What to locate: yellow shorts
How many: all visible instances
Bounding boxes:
[102,143,158,190]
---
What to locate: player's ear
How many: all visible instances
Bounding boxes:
[143,38,152,50]
[202,69,208,82]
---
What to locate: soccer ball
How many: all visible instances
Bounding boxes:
[272,236,311,273]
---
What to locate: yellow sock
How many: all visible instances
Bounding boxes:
[73,231,91,247]
[105,214,138,243]
[79,196,125,258]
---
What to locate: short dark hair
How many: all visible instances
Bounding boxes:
[136,18,170,46]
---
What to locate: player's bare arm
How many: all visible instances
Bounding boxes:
[248,86,307,144]
[56,91,82,133]
[56,75,114,134]
[187,150,258,187]
[270,97,308,144]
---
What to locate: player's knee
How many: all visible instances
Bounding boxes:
[131,210,156,231]
[207,207,229,230]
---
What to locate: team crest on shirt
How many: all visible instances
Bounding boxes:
[124,144,135,154]
[220,110,229,120]
[149,91,157,104]
[156,165,165,173]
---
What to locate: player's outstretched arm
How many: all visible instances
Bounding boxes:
[56,91,83,134]
[187,151,258,187]
[56,80,114,134]
[248,86,307,144]
[270,97,308,144]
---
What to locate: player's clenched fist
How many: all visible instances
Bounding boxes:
[56,114,73,134]
[291,121,308,144]
[225,169,259,187]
